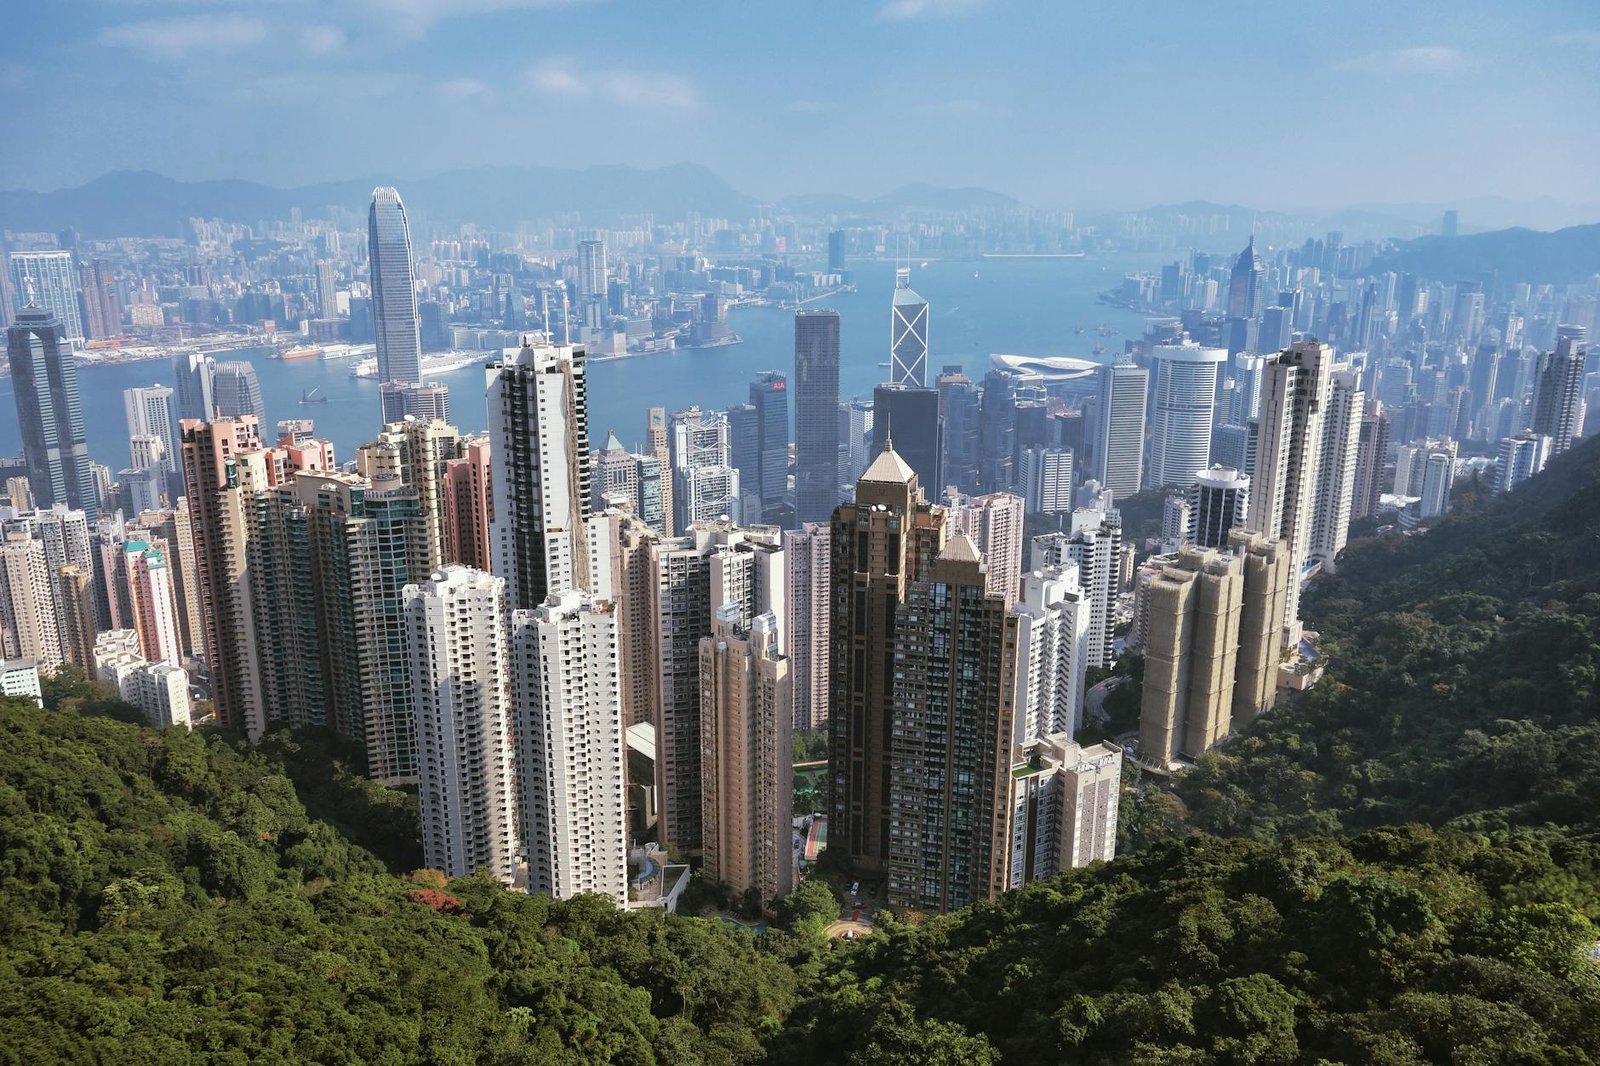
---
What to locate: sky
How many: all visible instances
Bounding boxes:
[3,1,1599,213]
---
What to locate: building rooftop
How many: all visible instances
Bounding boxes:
[861,444,917,485]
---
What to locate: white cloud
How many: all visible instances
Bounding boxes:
[439,77,494,101]
[1335,45,1464,74]
[352,0,587,36]
[300,25,346,55]
[99,14,268,58]
[879,0,988,21]
[527,59,700,109]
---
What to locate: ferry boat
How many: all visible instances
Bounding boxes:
[279,345,320,361]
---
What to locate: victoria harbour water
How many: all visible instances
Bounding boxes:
[0,254,1171,474]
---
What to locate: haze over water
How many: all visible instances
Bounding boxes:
[0,255,1170,472]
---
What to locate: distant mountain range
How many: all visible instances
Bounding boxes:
[0,164,761,237]
[1372,222,1600,285]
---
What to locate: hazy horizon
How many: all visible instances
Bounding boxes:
[5,2,1599,216]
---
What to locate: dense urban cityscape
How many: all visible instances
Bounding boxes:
[4,3,1600,1062]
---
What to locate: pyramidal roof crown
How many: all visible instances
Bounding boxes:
[861,439,917,484]
[940,532,983,564]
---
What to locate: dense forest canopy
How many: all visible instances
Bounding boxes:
[4,436,1600,1063]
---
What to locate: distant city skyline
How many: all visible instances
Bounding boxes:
[2,4,1598,213]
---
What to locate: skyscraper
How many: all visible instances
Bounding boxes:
[889,269,929,386]
[699,606,794,903]
[1146,342,1226,488]
[0,534,60,667]
[487,337,590,613]
[1529,326,1588,456]
[316,259,339,320]
[577,238,608,331]
[1092,363,1148,499]
[783,523,830,731]
[122,540,182,666]
[212,361,265,424]
[368,187,423,416]
[937,368,982,494]
[357,418,463,571]
[885,534,1012,912]
[1309,369,1363,571]
[794,310,841,524]
[172,351,214,426]
[827,230,846,275]
[512,589,628,904]
[404,566,520,884]
[124,385,179,478]
[940,489,1026,601]
[1248,339,1332,638]
[829,442,946,874]
[1351,402,1390,520]
[646,406,675,535]
[749,371,790,515]
[1009,565,1092,744]
[670,408,742,530]
[1496,432,1552,493]
[1030,508,1123,670]
[7,300,97,516]
[872,384,943,493]
[8,251,84,342]
[377,382,451,424]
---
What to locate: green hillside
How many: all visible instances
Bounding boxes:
[4,436,1600,1064]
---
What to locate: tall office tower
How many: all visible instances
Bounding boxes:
[181,417,279,736]
[1138,546,1243,767]
[840,399,875,485]
[783,523,830,730]
[1030,508,1122,670]
[727,404,761,519]
[1248,340,1332,639]
[940,489,1025,601]
[0,535,60,667]
[172,351,214,426]
[748,371,790,515]
[1467,344,1501,435]
[1496,432,1552,493]
[872,385,943,492]
[55,563,97,670]
[794,310,841,524]
[1010,565,1091,744]
[1441,209,1459,238]
[78,258,119,340]
[576,237,608,331]
[1227,352,1265,429]
[1001,734,1121,888]
[889,268,930,386]
[368,187,423,410]
[487,337,590,612]
[1228,530,1292,730]
[212,361,265,423]
[357,418,462,571]
[1451,283,1486,347]
[1188,466,1250,549]
[1093,363,1148,499]
[828,443,947,874]
[123,385,178,478]
[976,369,1020,493]
[937,368,982,494]
[316,259,338,319]
[1210,422,1253,477]
[122,540,182,666]
[1529,326,1588,455]
[670,408,742,530]
[1351,402,1390,520]
[1227,237,1266,322]
[827,229,846,275]
[8,300,97,516]
[885,534,1012,912]
[1309,369,1363,571]
[1147,341,1226,488]
[403,566,519,884]
[594,431,646,518]
[646,406,675,535]
[510,589,628,904]
[1017,446,1074,517]
[377,382,451,424]
[8,251,84,341]
[699,607,794,902]
[1259,305,1293,358]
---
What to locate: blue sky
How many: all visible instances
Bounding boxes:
[3,1,1598,211]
